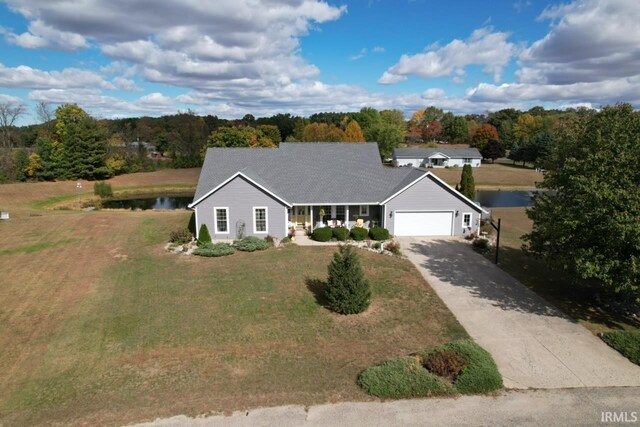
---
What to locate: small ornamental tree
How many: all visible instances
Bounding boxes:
[480,139,506,163]
[198,224,212,245]
[458,164,476,200]
[325,245,371,314]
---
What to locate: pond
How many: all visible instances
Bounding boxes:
[475,190,537,208]
[102,195,194,210]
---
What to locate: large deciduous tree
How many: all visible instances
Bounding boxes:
[470,124,499,150]
[0,101,26,148]
[441,113,469,144]
[344,120,366,142]
[523,104,640,302]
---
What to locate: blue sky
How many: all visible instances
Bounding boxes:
[0,0,639,125]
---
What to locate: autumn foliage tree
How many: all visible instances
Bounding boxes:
[470,124,499,150]
[344,120,366,142]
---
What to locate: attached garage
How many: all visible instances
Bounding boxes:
[393,211,454,236]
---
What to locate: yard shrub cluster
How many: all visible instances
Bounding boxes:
[312,227,333,242]
[193,242,236,257]
[384,240,401,255]
[472,237,489,250]
[234,236,271,252]
[169,228,193,244]
[325,245,371,314]
[198,224,212,245]
[601,330,640,365]
[93,181,113,198]
[357,357,455,398]
[350,227,368,241]
[332,227,349,241]
[369,227,390,241]
[358,339,502,398]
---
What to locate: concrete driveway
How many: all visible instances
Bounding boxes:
[399,237,640,389]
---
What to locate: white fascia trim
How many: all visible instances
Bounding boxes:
[291,202,377,206]
[379,171,488,214]
[428,152,451,159]
[188,171,291,209]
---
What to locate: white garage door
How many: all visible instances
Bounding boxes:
[394,211,453,236]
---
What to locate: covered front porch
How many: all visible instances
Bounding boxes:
[288,204,382,233]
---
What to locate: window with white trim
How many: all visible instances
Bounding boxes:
[462,213,472,228]
[215,208,229,233]
[464,158,472,164]
[336,205,345,218]
[359,205,369,216]
[253,207,268,233]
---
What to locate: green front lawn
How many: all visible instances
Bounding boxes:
[0,206,465,426]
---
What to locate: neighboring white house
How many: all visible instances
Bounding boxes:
[393,148,482,168]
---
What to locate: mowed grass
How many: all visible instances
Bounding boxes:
[487,207,639,334]
[0,175,465,426]
[430,160,541,189]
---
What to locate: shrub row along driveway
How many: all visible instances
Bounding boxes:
[399,237,640,389]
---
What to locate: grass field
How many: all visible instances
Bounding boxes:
[431,160,541,190]
[0,171,465,426]
[487,207,639,334]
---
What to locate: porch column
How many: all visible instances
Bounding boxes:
[345,205,349,228]
[310,205,313,231]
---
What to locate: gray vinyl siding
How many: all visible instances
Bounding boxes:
[195,175,288,239]
[384,175,481,236]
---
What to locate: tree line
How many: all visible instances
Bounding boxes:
[0,100,600,183]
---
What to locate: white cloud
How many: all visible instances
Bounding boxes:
[518,0,640,84]
[350,48,367,61]
[0,63,114,89]
[112,76,141,91]
[378,27,518,84]
[2,19,88,50]
[372,46,385,53]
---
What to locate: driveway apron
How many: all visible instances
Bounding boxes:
[399,237,640,389]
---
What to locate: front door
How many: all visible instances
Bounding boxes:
[295,206,307,227]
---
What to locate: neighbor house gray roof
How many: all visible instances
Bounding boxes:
[393,147,482,159]
[192,142,430,205]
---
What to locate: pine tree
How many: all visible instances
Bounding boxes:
[459,164,476,200]
[325,245,371,314]
[198,224,212,245]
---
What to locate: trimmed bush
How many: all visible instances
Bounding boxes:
[312,227,333,242]
[234,236,270,252]
[358,357,455,398]
[369,227,390,241]
[325,245,371,314]
[350,227,368,241]
[417,339,503,394]
[473,237,489,250]
[93,181,113,198]
[198,224,212,245]
[358,339,502,399]
[169,227,192,244]
[193,242,235,257]
[384,240,401,255]
[601,330,640,365]
[372,242,381,250]
[333,227,349,241]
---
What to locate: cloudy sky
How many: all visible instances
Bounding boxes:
[0,0,639,124]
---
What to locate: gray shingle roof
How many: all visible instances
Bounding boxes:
[393,147,482,159]
[193,142,424,205]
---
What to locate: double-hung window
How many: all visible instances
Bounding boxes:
[462,213,472,228]
[253,207,268,233]
[359,205,369,216]
[464,158,472,164]
[214,207,229,234]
